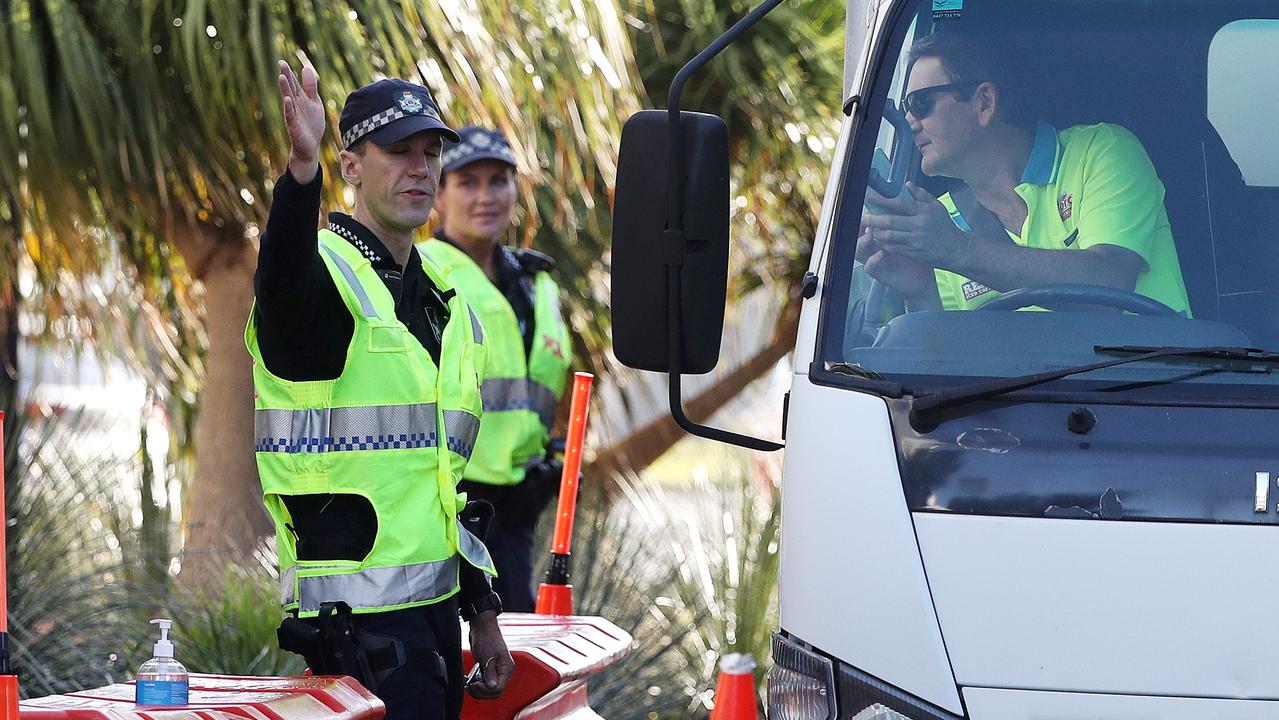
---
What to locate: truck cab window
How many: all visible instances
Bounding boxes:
[1208,20,1279,188]
[825,0,1279,402]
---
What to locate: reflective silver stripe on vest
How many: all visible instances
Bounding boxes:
[481,377,558,430]
[255,404,437,453]
[443,409,480,460]
[281,562,355,607]
[528,380,558,429]
[297,556,459,613]
[320,244,379,319]
[457,523,494,573]
[280,565,297,606]
[468,308,484,344]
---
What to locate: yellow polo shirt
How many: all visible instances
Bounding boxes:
[934,121,1191,315]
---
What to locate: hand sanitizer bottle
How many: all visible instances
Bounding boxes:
[135,618,189,706]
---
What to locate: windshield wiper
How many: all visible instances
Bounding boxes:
[827,361,886,381]
[909,345,1279,430]
[1094,345,1279,362]
[825,361,904,396]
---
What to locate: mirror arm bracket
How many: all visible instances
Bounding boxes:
[667,266,784,452]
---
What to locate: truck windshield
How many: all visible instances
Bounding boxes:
[825,0,1279,400]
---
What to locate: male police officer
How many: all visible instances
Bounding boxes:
[420,127,573,613]
[858,32,1190,314]
[248,61,513,719]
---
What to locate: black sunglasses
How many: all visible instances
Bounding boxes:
[902,81,984,119]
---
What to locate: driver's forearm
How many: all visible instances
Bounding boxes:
[906,284,943,312]
[941,241,1139,293]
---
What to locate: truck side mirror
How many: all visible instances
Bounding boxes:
[606,0,784,453]
[611,109,729,375]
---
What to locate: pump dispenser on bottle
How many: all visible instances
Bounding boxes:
[135,618,189,706]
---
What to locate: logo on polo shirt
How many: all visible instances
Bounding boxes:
[1058,192,1074,222]
[398,91,424,114]
[962,280,993,301]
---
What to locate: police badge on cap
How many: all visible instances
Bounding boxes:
[397,91,423,114]
[339,78,460,149]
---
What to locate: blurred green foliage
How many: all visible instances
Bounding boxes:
[625,0,844,295]
[172,566,305,677]
[548,463,782,719]
[3,406,160,697]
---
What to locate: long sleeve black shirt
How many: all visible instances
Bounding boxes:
[254,167,489,605]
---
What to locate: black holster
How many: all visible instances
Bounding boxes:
[277,601,406,692]
[459,499,495,541]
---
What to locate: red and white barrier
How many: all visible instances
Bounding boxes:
[462,613,632,720]
[20,674,383,719]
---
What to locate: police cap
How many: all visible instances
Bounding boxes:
[441,126,518,174]
[339,78,460,150]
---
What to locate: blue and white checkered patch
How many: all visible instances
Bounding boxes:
[255,432,436,454]
[446,435,475,459]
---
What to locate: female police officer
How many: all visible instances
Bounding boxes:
[420,127,574,613]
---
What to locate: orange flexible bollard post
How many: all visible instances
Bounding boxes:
[535,373,593,615]
[0,412,18,720]
[709,654,758,720]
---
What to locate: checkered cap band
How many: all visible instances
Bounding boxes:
[442,131,517,169]
[342,103,443,149]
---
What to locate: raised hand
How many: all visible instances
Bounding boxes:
[278,59,325,182]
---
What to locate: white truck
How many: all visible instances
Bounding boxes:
[610,0,1279,718]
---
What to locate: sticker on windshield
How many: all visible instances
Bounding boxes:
[933,0,963,21]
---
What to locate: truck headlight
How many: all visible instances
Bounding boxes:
[851,707,911,720]
[768,632,837,720]
[836,660,963,720]
[769,631,965,720]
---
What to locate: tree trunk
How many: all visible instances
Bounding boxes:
[173,227,270,591]
[588,295,802,480]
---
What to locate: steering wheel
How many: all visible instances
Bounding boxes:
[976,283,1181,316]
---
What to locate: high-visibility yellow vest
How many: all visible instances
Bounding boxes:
[421,239,572,486]
[246,230,494,617]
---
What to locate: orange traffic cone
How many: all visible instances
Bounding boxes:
[709,653,758,720]
[0,415,17,720]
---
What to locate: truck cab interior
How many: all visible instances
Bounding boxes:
[832,0,1279,394]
